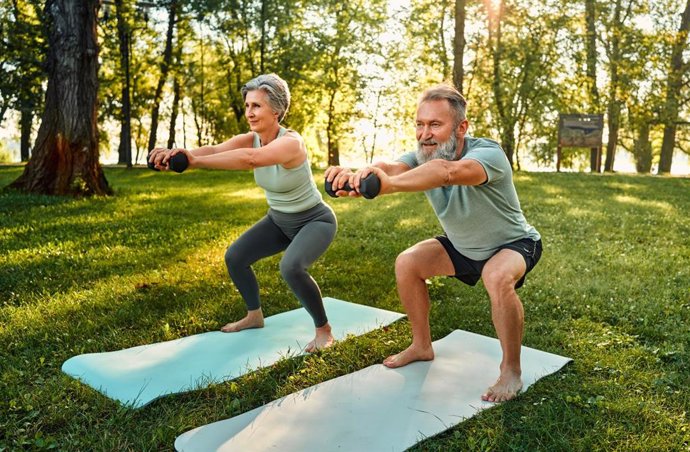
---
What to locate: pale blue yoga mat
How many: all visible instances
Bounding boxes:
[62,297,404,408]
[175,330,572,452]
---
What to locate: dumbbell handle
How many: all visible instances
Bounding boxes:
[325,173,381,199]
[147,152,189,173]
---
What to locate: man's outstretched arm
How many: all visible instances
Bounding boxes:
[354,158,487,196]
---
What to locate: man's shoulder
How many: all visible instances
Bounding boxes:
[465,136,503,152]
[396,151,418,167]
[462,136,507,164]
[461,136,511,181]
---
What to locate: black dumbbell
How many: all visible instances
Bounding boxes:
[169,153,189,173]
[325,173,381,199]
[146,152,189,173]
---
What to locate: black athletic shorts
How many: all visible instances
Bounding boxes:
[435,235,542,289]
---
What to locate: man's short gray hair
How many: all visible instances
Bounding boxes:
[241,73,291,122]
[419,84,467,127]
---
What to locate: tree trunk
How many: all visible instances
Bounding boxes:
[0,105,8,127]
[439,0,450,80]
[585,0,600,172]
[453,0,466,93]
[192,98,204,147]
[193,28,206,147]
[115,0,132,167]
[167,74,181,149]
[9,0,109,196]
[500,126,516,169]
[658,0,690,174]
[633,122,652,173]
[327,88,339,166]
[604,0,622,172]
[605,100,620,171]
[147,0,177,152]
[260,0,267,74]
[20,108,33,161]
[488,0,516,167]
[366,90,382,164]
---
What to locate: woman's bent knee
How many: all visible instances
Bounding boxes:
[225,245,247,271]
[279,259,305,282]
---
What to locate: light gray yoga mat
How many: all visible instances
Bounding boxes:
[61,297,404,408]
[175,329,572,452]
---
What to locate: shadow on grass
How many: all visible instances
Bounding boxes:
[0,173,268,304]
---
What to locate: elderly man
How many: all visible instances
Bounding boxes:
[325,84,541,402]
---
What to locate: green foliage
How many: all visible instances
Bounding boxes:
[3,0,690,174]
[0,0,46,131]
[0,167,689,450]
[98,0,165,161]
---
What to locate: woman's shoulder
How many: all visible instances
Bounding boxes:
[226,131,255,148]
[281,128,303,138]
[237,131,256,143]
[279,128,306,147]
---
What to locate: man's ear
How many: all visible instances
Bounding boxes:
[456,119,469,137]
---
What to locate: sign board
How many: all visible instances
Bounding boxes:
[558,114,604,147]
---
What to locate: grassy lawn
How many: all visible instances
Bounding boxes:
[1,166,688,451]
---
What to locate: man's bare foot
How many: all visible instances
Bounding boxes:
[220,309,264,332]
[383,343,434,368]
[305,323,334,353]
[481,369,523,402]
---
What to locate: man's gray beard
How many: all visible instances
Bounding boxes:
[416,133,458,164]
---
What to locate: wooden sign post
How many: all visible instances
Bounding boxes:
[557,114,604,172]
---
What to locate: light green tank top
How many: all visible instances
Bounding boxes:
[253,127,323,213]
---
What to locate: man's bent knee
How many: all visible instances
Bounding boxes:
[483,269,519,297]
[395,250,419,280]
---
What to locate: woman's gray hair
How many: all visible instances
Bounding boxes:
[419,84,467,127]
[241,73,291,122]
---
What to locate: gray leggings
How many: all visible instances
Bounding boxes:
[224,203,337,327]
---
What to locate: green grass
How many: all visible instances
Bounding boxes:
[1,166,688,451]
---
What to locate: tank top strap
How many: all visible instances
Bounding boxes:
[253,127,288,149]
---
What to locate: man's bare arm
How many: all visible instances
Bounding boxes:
[370,160,411,176]
[386,158,486,193]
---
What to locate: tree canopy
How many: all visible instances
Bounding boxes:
[1,0,689,193]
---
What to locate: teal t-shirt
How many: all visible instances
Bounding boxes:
[397,136,540,260]
[253,127,323,213]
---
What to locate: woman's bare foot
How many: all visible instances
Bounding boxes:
[220,309,264,332]
[383,343,434,368]
[305,323,335,353]
[481,369,523,402]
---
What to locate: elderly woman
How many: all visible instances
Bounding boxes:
[149,74,337,352]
